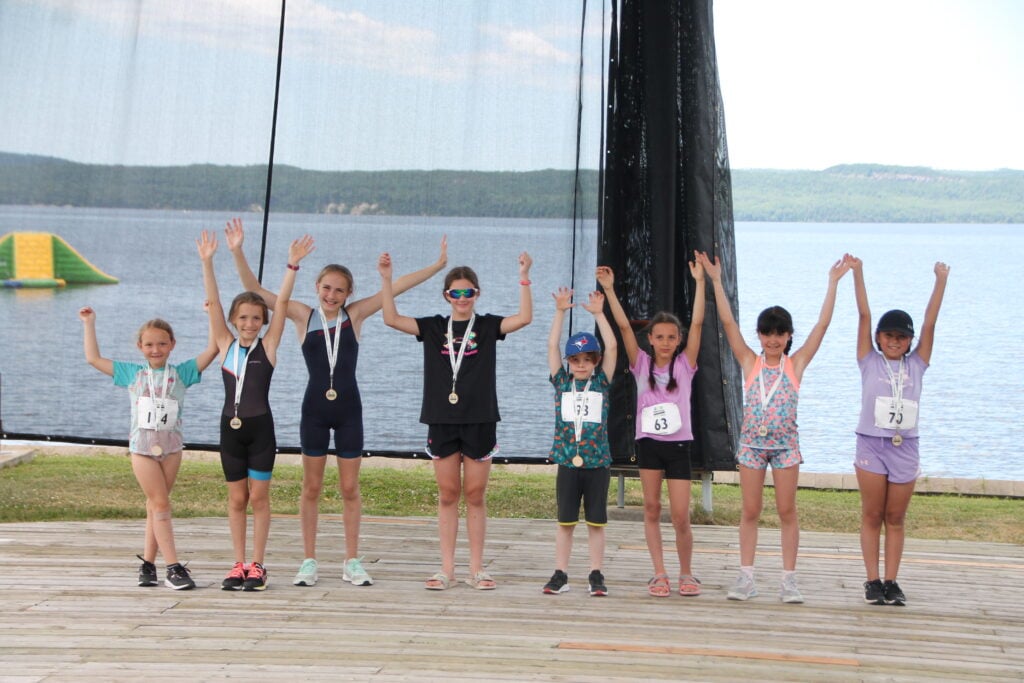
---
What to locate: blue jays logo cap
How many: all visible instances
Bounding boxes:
[564,332,601,357]
[876,309,915,337]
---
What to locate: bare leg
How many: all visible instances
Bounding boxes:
[856,467,888,580]
[226,479,250,564]
[462,455,492,576]
[771,465,800,571]
[666,478,694,575]
[737,465,767,567]
[639,469,666,576]
[249,478,272,565]
[131,452,182,565]
[299,455,328,559]
[554,523,575,570]
[337,456,363,560]
[432,454,463,578]
[587,524,606,571]
[882,480,916,581]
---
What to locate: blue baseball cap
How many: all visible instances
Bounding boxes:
[564,332,601,357]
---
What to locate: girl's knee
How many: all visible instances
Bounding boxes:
[643,498,662,522]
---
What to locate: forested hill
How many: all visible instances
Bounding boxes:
[1,152,1021,223]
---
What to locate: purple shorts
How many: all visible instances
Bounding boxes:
[854,434,920,484]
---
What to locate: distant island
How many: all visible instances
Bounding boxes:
[1,152,1021,223]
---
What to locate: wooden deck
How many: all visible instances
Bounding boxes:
[1,514,1022,682]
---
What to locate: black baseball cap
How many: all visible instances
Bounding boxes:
[876,309,914,337]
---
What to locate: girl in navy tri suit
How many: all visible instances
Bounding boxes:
[227,219,447,586]
[199,227,314,591]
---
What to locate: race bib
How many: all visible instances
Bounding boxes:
[873,396,918,431]
[640,402,683,435]
[560,391,603,424]
[138,396,179,431]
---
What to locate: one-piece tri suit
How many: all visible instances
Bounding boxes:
[219,338,276,482]
[300,308,363,458]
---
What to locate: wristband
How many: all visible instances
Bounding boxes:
[519,279,532,286]
[287,263,300,271]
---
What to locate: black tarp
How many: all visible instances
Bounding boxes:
[599,0,740,471]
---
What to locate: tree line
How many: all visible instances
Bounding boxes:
[1,153,1021,223]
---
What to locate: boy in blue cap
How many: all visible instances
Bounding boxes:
[543,285,618,596]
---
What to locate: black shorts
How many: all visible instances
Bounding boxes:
[220,413,277,482]
[636,438,693,480]
[556,465,610,526]
[426,422,497,460]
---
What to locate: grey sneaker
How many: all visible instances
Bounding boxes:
[726,572,758,601]
[780,574,804,604]
[293,558,318,586]
[343,557,373,586]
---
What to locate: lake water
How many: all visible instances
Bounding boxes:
[1,206,1022,479]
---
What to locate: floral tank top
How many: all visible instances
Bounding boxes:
[740,354,800,450]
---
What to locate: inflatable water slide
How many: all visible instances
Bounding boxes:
[0,232,118,288]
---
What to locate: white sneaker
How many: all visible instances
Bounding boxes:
[343,557,374,586]
[726,572,758,601]
[293,558,318,586]
[780,574,804,604]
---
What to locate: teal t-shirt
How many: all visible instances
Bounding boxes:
[112,358,202,455]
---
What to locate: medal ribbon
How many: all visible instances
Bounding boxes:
[231,339,257,420]
[145,365,171,409]
[882,353,905,430]
[570,375,594,444]
[318,307,343,392]
[446,313,476,396]
[757,354,785,433]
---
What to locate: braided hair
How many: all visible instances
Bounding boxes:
[645,312,686,392]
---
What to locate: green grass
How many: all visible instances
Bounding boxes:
[1,454,1021,545]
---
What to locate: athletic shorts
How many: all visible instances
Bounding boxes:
[854,433,921,484]
[556,465,610,526]
[300,405,363,458]
[220,413,276,482]
[735,445,802,470]
[426,422,498,461]
[636,438,693,480]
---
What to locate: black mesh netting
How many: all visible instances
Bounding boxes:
[599,0,740,471]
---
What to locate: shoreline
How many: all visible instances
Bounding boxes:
[3,442,1022,498]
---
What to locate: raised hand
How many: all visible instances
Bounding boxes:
[934,261,950,279]
[688,252,704,281]
[595,265,614,290]
[518,251,533,278]
[196,230,218,261]
[377,252,393,280]
[552,286,574,311]
[224,217,245,252]
[582,290,606,316]
[78,306,95,323]
[695,251,721,281]
[288,235,315,265]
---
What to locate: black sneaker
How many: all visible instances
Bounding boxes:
[883,580,906,606]
[588,569,608,597]
[543,570,569,594]
[136,554,158,587]
[243,562,268,591]
[165,563,195,590]
[863,579,885,605]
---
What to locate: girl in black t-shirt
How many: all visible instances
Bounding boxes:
[379,250,533,591]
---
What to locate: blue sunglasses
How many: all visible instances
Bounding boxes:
[445,288,479,300]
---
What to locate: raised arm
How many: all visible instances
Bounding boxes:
[696,251,756,373]
[377,253,420,335]
[582,290,618,379]
[849,255,874,361]
[197,230,234,355]
[914,261,949,365]
[194,300,220,372]
[263,235,316,362]
[596,265,639,366]
[78,307,114,376]
[790,256,850,379]
[347,235,448,327]
[547,287,573,376]
[685,253,706,367]
[225,217,311,329]
[500,252,533,334]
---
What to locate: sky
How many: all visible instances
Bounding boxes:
[0,0,1021,172]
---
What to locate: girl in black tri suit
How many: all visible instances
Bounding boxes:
[200,226,315,591]
[379,249,533,591]
[228,219,446,587]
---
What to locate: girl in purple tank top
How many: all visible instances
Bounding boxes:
[850,257,950,607]
[699,251,850,604]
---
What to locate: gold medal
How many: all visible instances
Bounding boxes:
[572,455,584,467]
[325,388,337,401]
[892,433,903,446]
[758,425,768,437]
[230,416,242,430]
[151,444,163,456]
[449,392,459,404]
